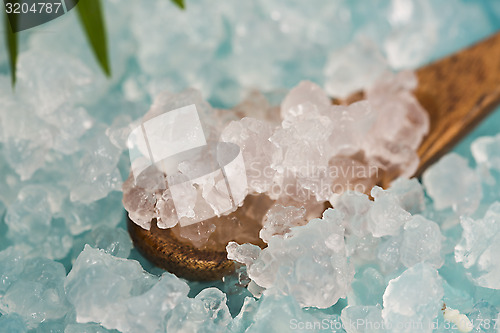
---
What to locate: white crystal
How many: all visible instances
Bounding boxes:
[230,209,353,308]
[259,204,307,243]
[382,263,443,333]
[368,186,411,237]
[455,202,500,289]
[0,256,68,328]
[226,241,262,267]
[400,215,443,268]
[423,153,482,215]
[471,133,500,171]
[221,117,277,194]
[5,185,72,259]
[385,178,425,214]
[70,127,123,204]
[165,288,231,332]
[442,306,473,333]
[280,80,331,120]
[65,245,189,333]
[325,37,388,99]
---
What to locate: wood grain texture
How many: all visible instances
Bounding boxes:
[414,32,500,176]
[128,217,235,281]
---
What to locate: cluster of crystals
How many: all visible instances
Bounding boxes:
[225,129,500,330]
[3,134,500,333]
[123,71,429,250]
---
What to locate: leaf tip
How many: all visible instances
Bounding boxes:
[172,0,185,10]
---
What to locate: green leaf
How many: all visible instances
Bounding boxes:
[76,0,111,77]
[171,0,185,10]
[4,10,18,86]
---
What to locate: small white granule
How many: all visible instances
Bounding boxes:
[443,305,473,333]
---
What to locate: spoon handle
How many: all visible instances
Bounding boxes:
[414,32,500,176]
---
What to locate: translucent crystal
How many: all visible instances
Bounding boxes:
[385,178,425,214]
[280,81,331,120]
[455,202,500,289]
[234,294,344,333]
[5,185,72,259]
[3,135,52,181]
[466,301,499,333]
[70,127,123,204]
[349,267,386,306]
[227,297,259,333]
[423,153,482,215]
[221,117,277,194]
[384,0,439,69]
[368,186,411,237]
[364,71,429,179]
[331,190,372,237]
[0,314,27,333]
[63,192,123,235]
[382,263,444,333]
[0,257,68,328]
[45,106,94,155]
[377,235,404,274]
[0,247,24,294]
[71,226,133,260]
[228,209,353,308]
[325,37,388,99]
[471,133,500,171]
[165,288,231,332]
[65,323,119,333]
[226,242,262,267]
[259,204,307,243]
[400,215,443,269]
[65,245,189,332]
[16,51,94,117]
[341,305,385,333]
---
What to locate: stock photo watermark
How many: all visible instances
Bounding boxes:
[3,0,79,32]
[290,317,495,331]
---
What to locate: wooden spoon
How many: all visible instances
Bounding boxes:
[128,31,500,281]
